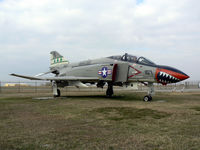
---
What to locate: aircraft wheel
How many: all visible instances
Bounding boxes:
[54,89,61,97]
[57,89,61,97]
[106,87,113,97]
[143,95,152,102]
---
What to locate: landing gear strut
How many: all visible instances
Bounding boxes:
[143,82,154,102]
[106,83,113,97]
[52,81,61,97]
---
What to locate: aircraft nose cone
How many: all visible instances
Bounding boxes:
[156,66,189,85]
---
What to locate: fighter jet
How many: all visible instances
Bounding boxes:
[11,51,189,101]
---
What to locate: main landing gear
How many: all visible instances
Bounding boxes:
[143,82,154,102]
[106,83,113,97]
[56,89,61,97]
[52,81,61,97]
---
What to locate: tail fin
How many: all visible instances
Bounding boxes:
[50,51,69,68]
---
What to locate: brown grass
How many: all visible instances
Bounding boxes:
[0,92,200,150]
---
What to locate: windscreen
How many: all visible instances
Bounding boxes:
[108,53,156,65]
[137,57,156,65]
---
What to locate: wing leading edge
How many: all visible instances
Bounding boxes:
[10,74,99,81]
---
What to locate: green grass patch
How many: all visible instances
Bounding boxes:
[91,107,171,121]
[59,94,142,101]
[191,106,200,111]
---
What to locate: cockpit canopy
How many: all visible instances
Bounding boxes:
[108,53,156,66]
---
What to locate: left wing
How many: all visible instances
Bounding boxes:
[10,73,99,81]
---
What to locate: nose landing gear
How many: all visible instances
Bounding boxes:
[143,82,154,102]
[143,95,152,102]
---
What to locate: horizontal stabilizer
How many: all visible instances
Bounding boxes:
[10,74,43,80]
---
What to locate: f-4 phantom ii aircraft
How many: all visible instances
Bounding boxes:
[11,51,189,101]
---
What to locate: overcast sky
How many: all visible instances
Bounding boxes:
[0,0,199,81]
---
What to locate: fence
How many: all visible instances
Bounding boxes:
[0,81,200,97]
[0,81,106,97]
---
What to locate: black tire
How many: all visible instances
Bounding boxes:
[106,86,113,97]
[143,95,152,102]
[106,90,112,97]
[57,89,61,97]
[54,89,61,97]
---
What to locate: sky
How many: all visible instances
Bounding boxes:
[0,0,199,81]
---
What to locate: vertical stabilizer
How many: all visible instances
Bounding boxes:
[50,51,69,68]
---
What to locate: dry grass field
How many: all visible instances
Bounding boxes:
[0,92,200,150]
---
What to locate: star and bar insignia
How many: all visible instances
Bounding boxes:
[98,67,112,78]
